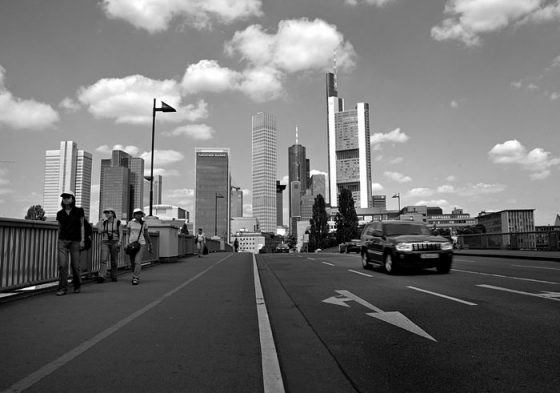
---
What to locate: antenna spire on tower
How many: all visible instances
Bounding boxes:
[295,125,299,145]
[333,49,338,89]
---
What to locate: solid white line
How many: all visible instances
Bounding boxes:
[477,284,560,302]
[511,265,560,271]
[322,262,335,266]
[407,286,477,306]
[454,258,477,263]
[253,255,285,393]
[452,269,559,285]
[348,269,373,277]
[1,254,233,393]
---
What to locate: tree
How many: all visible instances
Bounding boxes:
[25,205,46,221]
[309,194,329,251]
[335,188,359,243]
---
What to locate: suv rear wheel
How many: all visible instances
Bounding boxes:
[437,261,451,274]
[361,251,371,270]
[384,253,398,275]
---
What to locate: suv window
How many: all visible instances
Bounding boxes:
[383,223,432,236]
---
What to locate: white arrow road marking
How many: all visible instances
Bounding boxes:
[322,290,437,342]
[407,286,477,306]
[477,284,560,302]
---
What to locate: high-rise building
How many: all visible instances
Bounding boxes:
[372,195,387,210]
[288,142,307,216]
[143,175,162,207]
[326,72,372,208]
[42,141,92,219]
[300,190,315,221]
[310,174,326,197]
[252,112,277,233]
[195,148,230,239]
[99,150,144,221]
[231,186,243,218]
[276,181,286,227]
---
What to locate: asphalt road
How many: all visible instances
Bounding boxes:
[0,252,558,393]
[258,252,560,393]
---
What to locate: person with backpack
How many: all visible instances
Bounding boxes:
[96,207,123,283]
[195,228,206,257]
[126,209,152,285]
[55,191,84,296]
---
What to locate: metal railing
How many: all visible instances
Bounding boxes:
[0,218,219,292]
[457,231,560,251]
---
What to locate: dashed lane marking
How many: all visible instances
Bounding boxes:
[407,286,477,306]
[348,269,373,277]
[511,265,560,271]
[322,262,335,266]
[452,269,559,285]
[477,284,560,302]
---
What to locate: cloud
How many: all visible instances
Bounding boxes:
[431,0,560,46]
[371,183,384,192]
[344,0,397,6]
[182,60,242,93]
[225,18,356,73]
[446,175,457,182]
[96,144,141,156]
[140,150,184,167]
[59,97,81,112]
[489,139,560,179]
[437,185,456,193]
[0,66,59,130]
[450,100,459,108]
[415,199,450,208]
[77,74,208,124]
[371,128,410,146]
[101,0,263,33]
[457,182,507,196]
[165,124,216,140]
[384,171,412,183]
[408,188,434,198]
[164,188,195,211]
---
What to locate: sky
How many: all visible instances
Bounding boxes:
[1,0,559,226]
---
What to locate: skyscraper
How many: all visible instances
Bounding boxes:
[288,140,307,217]
[99,150,144,221]
[195,148,230,239]
[231,185,243,218]
[310,173,326,197]
[43,141,92,219]
[276,181,286,227]
[252,112,277,233]
[143,175,162,206]
[326,72,372,208]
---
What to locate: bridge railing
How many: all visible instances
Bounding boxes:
[457,230,560,251]
[0,217,227,292]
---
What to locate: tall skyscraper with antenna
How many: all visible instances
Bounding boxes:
[288,126,307,220]
[326,62,372,208]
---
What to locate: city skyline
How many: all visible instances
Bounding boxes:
[1,1,560,225]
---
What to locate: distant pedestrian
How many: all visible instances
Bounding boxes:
[126,209,152,285]
[233,238,239,252]
[97,208,123,282]
[55,191,84,296]
[196,228,206,257]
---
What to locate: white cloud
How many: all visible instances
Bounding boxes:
[59,97,81,112]
[310,169,328,177]
[238,66,285,102]
[446,175,456,182]
[140,150,184,167]
[164,188,195,211]
[389,157,404,164]
[102,0,263,33]
[225,18,356,73]
[431,0,558,46]
[450,100,459,108]
[384,171,412,183]
[371,128,410,146]
[437,185,456,193]
[415,199,450,208]
[165,124,215,140]
[371,183,384,192]
[96,144,141,156]
[344,0,397,6]
[489,139,560,179]
[550,92,560,100]
[408,188,434,198]
[181,60,242,93]
[457,182,507,196]
[0,66,59,130]
[77,74,208,124]
[511,80,523,88]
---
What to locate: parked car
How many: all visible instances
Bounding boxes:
[339,241,361,254]
[360,220,453,274]
[275,243,290,253]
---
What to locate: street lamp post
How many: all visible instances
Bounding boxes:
[214,192,224,236]
[149,98,176,216]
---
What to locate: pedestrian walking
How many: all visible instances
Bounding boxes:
[234,238,239,252]
[126,209,152,285]
[195,228,206,257]
[96,207,123,282]
[55,191,84,296]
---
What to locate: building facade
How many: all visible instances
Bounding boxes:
[231,186,243,218]
[99,150,144,221]
[43,141,92,219]
[310,173,326,198]
[195,148,230,239]
[276,181,286,227]
[288,143,307,216]
[252,112,277,233]
[144,175,162,207]
[326,73,372,208]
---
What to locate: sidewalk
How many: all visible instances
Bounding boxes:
[453,248,560,262]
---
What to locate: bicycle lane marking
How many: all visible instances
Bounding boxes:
[1,255,233,393]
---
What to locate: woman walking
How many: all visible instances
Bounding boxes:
[55,191,84,296]
[195,228,206,257]
[126,209,152,285]
[97,207,123,282]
